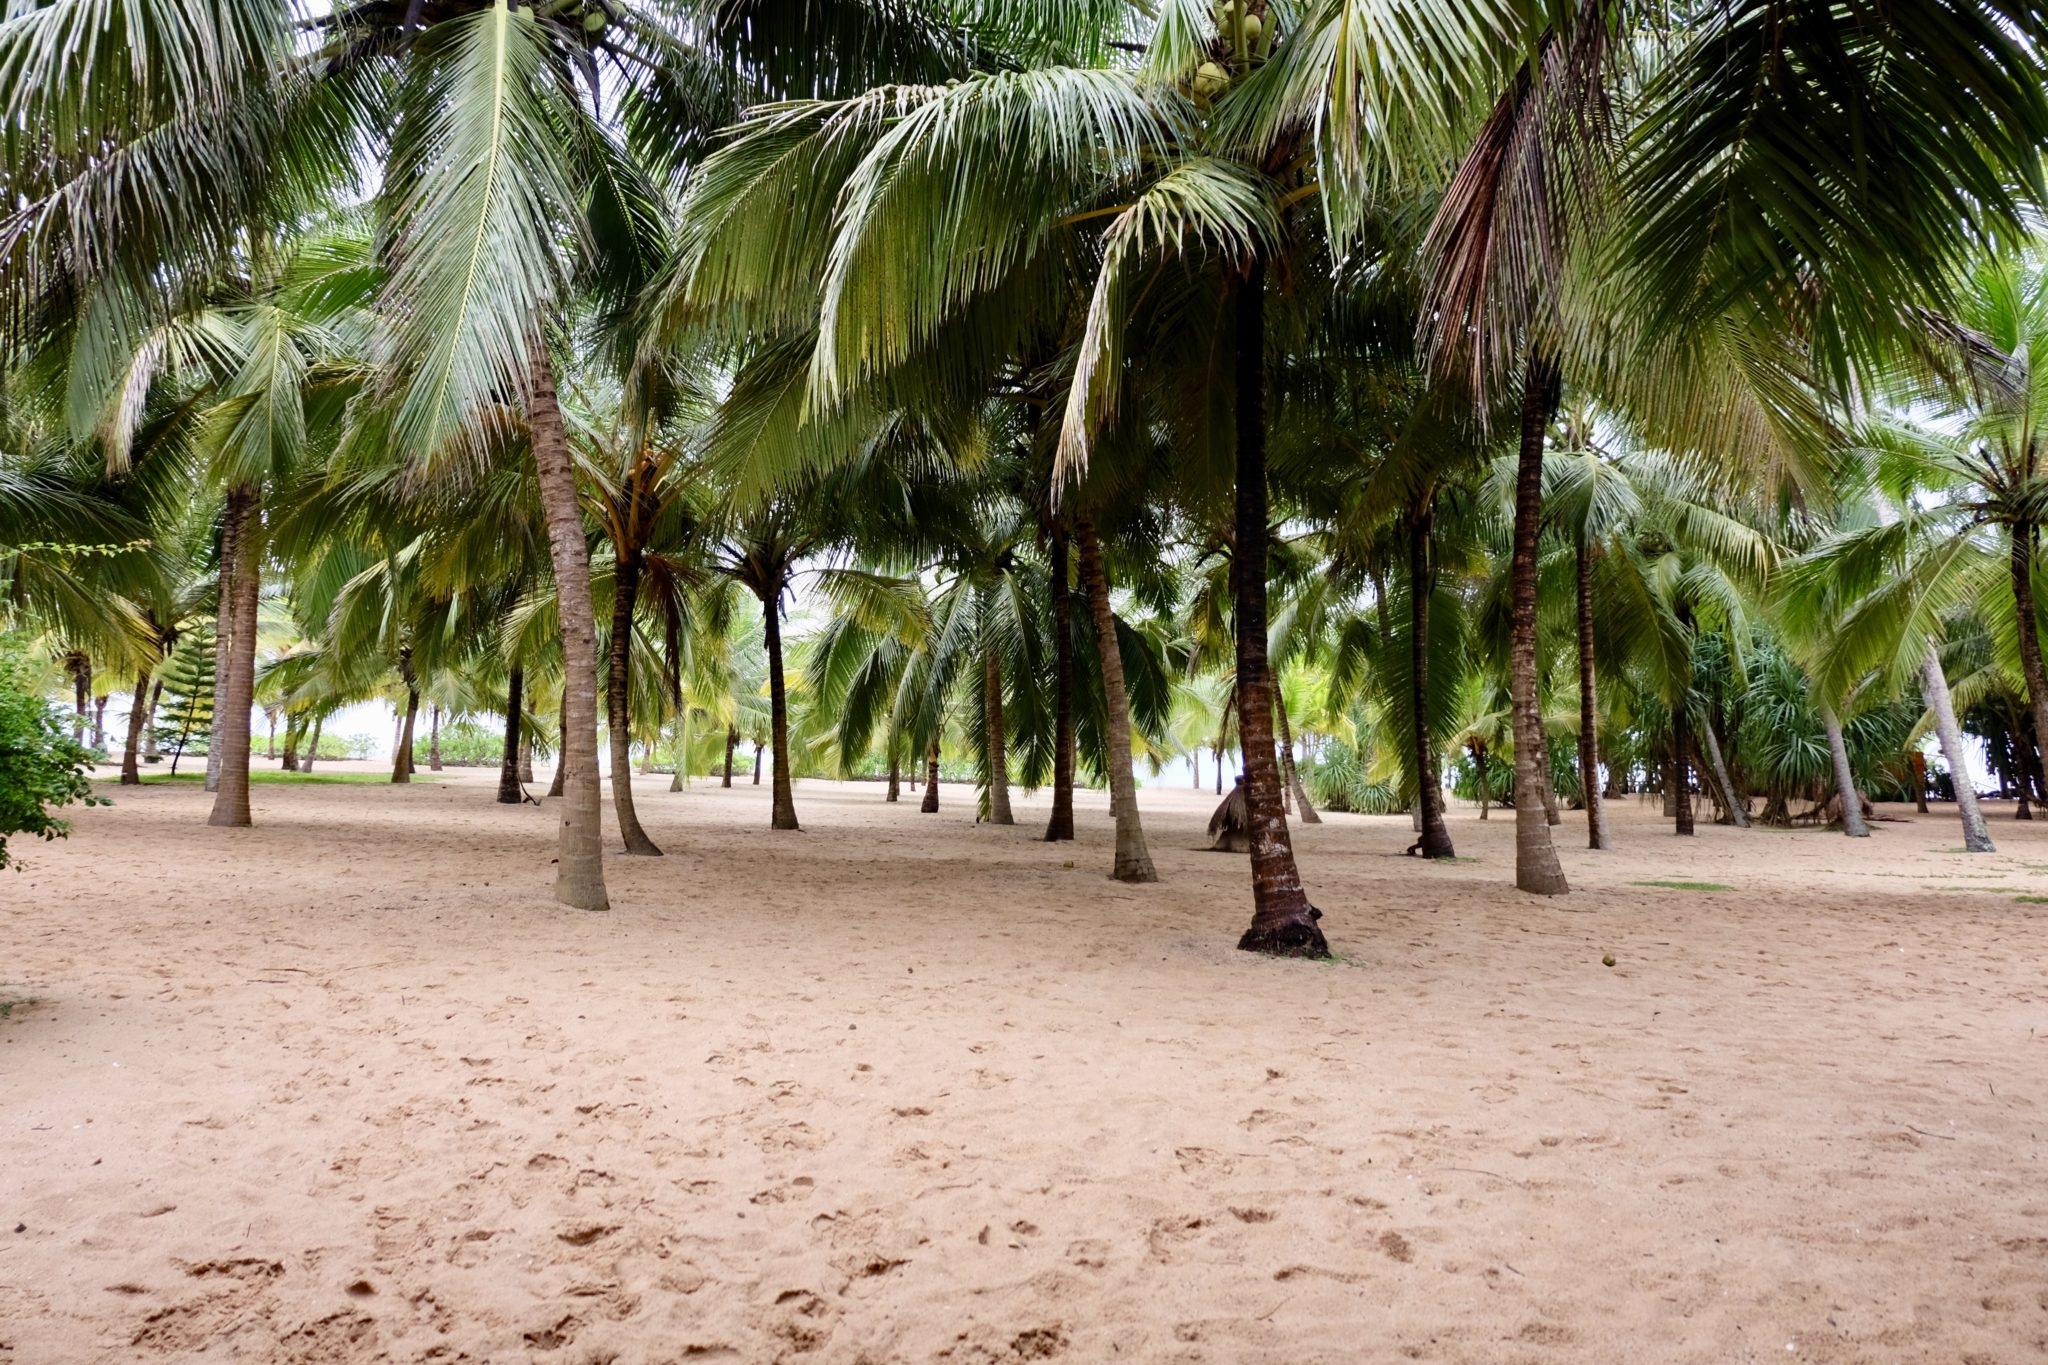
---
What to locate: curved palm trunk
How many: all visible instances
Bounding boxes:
[1409,506,1454,857]
[1921,645,1994,851]
[120,669,150,785]
[1508,355,1569,892]
[281,714,301,772]
[1274,688,1319,824]
[205,498,242,794]
[1075,513,1156,882]
[208,487,261,827]
[984,650,1014,825]
[302,715,322,774]
[529,347,608,910]
[497,664,525,804]
[547,687,568,797]
[1044,527,1075,841]
[1232,262,1325,955]
[392,657,419,784]
[920,742,941,813]
[762,585,799,830]
[1698,715,1749,828]
[2008,521,2048,810]
[606,552,662,854]
[1671,704,1695,836]
[1820,701,1870,837]
[1574,541,1610,849]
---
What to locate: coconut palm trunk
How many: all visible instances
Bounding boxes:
[1274,688,1319,824]
[205,498,242,794]
[886,749,901,803]
[548,687,569,797]
[761,585,800,830]
[207,487,261,827]
[723,726,738,788]
[393,655,419,784]
[1044,526,1075,841]
[983,649,1014,825]
[1409,504,1454,857]
[1232,262,1326,955]
[1820,700,1870,837]
[920,741,941,812]
[606,552,662,854]
[1921,645,1995,852]
[497,664,525,804]
[1074,513,1156,882]
[1698,715,1749,828]
[1671,702,1695,836]
[143,679,162,763]
[1508,355,1569,892]
[2007,521,2048,802]
[120,669,150,785]
[427,703,442,770]
[1474,742,1491,817]
[1573,541,1609,849]
[528,346,608,910]
[282,715,301,771]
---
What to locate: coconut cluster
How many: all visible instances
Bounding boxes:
[1191,0,1276,100]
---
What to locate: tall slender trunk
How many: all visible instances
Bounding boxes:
[497,664,525,804]
[1699,715,1749,827]
[984,649,1014,824]
[548,687,568,798]
[763,583,799,830]
[1192,748,1201,790]
[518,730,533,783]
[886,749,901,803]
[1921,645,1994,852]
[1508,354,1568,892]
[1232,260,1325,955]
[93,693,107,750]
[208,487,261,827]
[723,726,738,788]
[1074,513,1156,882]
[920,741,941,812]
[120,668,150,785]
[393,655,419,784]
[1671,701,1695,836]
[1275,687,1319,824]
[2008,520,2048,807]
[1574,540,1610,849]
[1408,504,1454,857]
[1216,723,1226,794]
[1820,700,1870,837]
[529,345,608,910]
[754,742,763,784]
[424,703,439,770]
[281,713,301,772]
[669,707,689,791]
[1910,751,1929,813]
[606,551,661,854]
[205,498,241,794]
[1475,742,1490,817]
[302,715,322,774]
[1044,526,1075,841]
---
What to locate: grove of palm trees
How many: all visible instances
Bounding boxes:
[5,0,2048,1358]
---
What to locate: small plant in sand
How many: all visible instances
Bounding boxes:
[0,636,107,870]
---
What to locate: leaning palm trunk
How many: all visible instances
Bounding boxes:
[606,552,662,854]
[301,715,321,774]
[1698,716,1750,828]
[392,647,418,783]
[1044,527,1076,841]
[1274,688,1319,824]
[983,650,1014,824]
[529,347,608,910]
[1232,262,1325,955]
[762,585,800,830]
[1819,701,1870,838]
[208,487,261,827]
[1408,507,1453,857]
[2008,521,2048,813]
[204,496,243,794]
[1920,645,1994,852]
[497,665,525,805]
[1574,542,1609,849]
[120,668,150,785]
[1074,513,1156,882]
[1507,356,1568,892]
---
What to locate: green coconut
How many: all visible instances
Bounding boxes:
[1241,13,1262,45]
[583,9,609,32]
[1193,60,1230,98]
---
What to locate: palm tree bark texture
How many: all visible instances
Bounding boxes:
[1232,259,1327,956]
[1574,539,1609,849]
[208,487,262,828]
[1074,513,1156,882]
[528,345,609,910]
[607,548,662,853]
[497,664,525,804]
[1508,354,1569,892]
[1408,498,1454,858]
[761,583,800,830]
[1043,524,1076,841]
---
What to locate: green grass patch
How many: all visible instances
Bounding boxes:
[1632,879,1732,892]
[101,770,436,787]
[0,990,37,1020]
[2015,895,2048,904]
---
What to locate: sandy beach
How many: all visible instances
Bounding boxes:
[3,772,2045,1363]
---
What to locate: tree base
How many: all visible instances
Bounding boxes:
[1111,855,1158,883]
[1238,908,1328,957]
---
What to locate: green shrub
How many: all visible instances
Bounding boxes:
[0,635,107,869]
